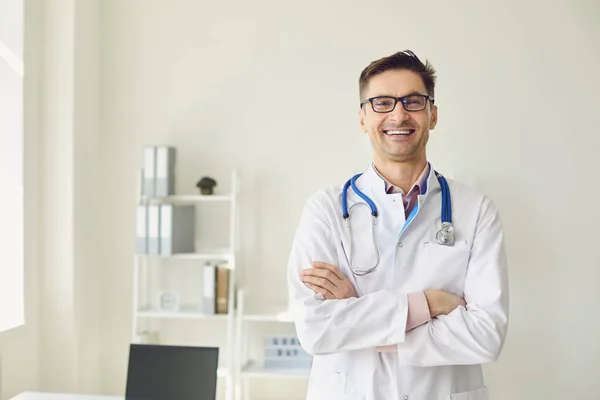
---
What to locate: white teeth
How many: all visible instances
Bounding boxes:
[386,130,412,135]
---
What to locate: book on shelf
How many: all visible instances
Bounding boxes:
[202,262,230,315]
[216,266,230,314]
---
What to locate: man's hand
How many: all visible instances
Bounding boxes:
[300,262,358,300]
[424,289,466,317]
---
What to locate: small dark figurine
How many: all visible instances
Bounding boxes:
[196,177,217,195]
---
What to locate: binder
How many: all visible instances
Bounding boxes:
[216,266,230,314]
[155,146,176,197]
[142,147,156,196]
[159,204,195,256]
[147,204,161,254]
[135,205,148,254]
[137,169,145,199]
[202,263,216,315]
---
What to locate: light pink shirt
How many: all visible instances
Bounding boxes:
[374,163,432,333]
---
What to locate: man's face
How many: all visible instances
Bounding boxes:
[359,69,438,165]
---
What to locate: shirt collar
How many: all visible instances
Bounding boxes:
[371,162,430,195]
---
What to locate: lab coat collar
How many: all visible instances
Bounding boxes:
[361,163,387,195]
[362,162,438,191]
[358,162,441,205]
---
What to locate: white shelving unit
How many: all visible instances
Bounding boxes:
[136,305,230,320]
[143,194,234,204]
[132,170,239,400]
[234,289,310,400]
[240,360,311,379]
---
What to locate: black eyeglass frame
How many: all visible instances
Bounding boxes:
[360,94,435,113]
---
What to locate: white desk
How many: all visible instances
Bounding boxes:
[10,392,121,400]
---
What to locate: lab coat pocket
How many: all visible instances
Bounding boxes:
[449,386,488,400]
[418,242,471,291]
[308,371,347,399]
[329,371,348,393]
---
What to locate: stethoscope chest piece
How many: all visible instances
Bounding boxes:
[436,221,455,246]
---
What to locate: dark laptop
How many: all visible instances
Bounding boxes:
[125,344,219,400]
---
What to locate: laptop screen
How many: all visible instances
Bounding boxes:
[125,344,219,400]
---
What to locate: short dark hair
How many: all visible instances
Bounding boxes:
[359,50,437,101]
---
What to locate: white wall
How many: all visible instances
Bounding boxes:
[97,1,600,399]
[3,0,596,399]
[0,0,41,397]
[4,0,102,397]
[37,0,103,393]
[72,0,102,392]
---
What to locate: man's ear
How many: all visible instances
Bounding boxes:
[429,104,438,130]
[358,107,368,134]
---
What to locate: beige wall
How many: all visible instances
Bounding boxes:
[36,0,102,394]
[0,0,102,398]
[98,1,600,399]
[2,1,599,399]
[0,0,41,397]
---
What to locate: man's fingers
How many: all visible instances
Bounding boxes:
[301,274,336,291]
[301,267,341,287]
[311,262,345,281]
[304,283,334,300]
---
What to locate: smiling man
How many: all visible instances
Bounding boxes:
[287,50,509,400]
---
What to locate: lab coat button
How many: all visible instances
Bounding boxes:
[404,396,409,400]
[397,242,403,247]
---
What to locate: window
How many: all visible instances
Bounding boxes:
[0,0,24,332]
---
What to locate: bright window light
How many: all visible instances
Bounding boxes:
[0,0,25,332]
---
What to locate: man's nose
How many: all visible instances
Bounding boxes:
[388,102,410,123]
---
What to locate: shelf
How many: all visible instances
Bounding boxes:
[142,194,233,204]
[137,305,231,320]
[243,306,294,322]
[166,251,234,262]
[136,250,235,263]
[244,311,294,323]
[240,360,311,379]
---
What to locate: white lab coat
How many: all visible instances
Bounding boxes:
[287,164,509,400]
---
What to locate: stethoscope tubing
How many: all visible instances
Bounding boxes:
[341,169,454,276]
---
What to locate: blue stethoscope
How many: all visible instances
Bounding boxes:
[341,171,455,276]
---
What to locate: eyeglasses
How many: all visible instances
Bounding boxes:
[360,94,434,113]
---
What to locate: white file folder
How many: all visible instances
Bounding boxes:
[202,263,216,315]
[147,204,161,254]
[135,205,148,254]
[142,146,156,196]
[155,146,176,197]
[159,204,195,256]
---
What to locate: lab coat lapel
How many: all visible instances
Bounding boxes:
[357,164,407,234]
[349,165,407,291]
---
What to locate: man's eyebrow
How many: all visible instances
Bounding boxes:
[370,91,427,98]
[402,91,427,97]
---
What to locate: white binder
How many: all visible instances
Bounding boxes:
[135,205,148,254]
[147,204,161,254]
[155,146,176,197]
[159,204,195,256]
[202,263,216,315]
[142,146,156,196]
